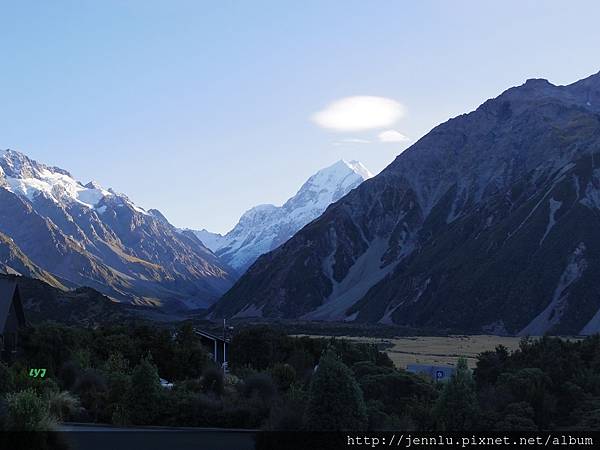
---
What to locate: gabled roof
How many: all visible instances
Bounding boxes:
[0,278,26,331]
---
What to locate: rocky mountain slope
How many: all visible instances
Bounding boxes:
[191,160,372,273]
[0,150,236,309]
[212,72,600,335]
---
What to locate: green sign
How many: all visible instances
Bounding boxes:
[28,368,47,378]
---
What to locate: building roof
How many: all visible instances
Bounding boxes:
[194,329,230,343]
[0,278,26,331]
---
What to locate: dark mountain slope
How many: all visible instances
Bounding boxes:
[212,72,600,335]
[0,231,65,288]
[0,273,148,326]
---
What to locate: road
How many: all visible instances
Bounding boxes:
[58,423,256,450]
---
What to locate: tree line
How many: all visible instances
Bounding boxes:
[0,322,599,442]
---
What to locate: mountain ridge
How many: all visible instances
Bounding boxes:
[0,149,236,309]
[211,71,600,335]
[189,159,372,273]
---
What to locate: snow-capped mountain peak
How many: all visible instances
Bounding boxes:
[282,159,371,226]
[301,159,372,191]
[0,148,236,309]
[1,149,124,211]
[345,159,373,179]
[1,149,71,178]
[191,159,372,273]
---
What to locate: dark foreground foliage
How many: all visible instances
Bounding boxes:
[1,322,599,434]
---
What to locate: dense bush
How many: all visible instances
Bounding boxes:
[5,322,600,432]
[126,354,161,425]
[48,390,81,421]
[434,358,479,430]
[201,366,225,396]
[5,388,55,431]
[73,369,108,422]
[474,335,600,430]
[305,349,367,431]
[270,363,296,391]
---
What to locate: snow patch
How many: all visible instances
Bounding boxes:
[573,175,581,200]
[302,238,396,321]
[580,168,600,210]
[1,150,148,215]
[379,302,402,325]
[345,160,373,180]
[5,170,112,209]
[539,198,562,245]
[508,166,572,240]
[411,277,431,303]
[580,304,600,335]
[519,243,587,336]
[344,311,359,322]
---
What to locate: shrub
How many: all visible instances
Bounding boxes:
[126,354,161,425]
[35,378,61,400]
[73,369,108,422]
[357,365,436,420]
[58,361,80,390]
[48,391,81,421]
[494,402,538,431]
[111,404,130,427]
[174,378,203,394]
[172,323,210,380]
[242,373,276,402]
[102,352,130,375]
[305,349,367,431]
[72,349,92,370]
[201,367,224,396]
[9,362,33,392]
[5,388,55,431]
[270,363,296,391]
[434,358,479,431]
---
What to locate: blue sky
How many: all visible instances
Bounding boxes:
[1,1,599,233]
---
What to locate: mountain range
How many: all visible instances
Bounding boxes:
[0,151,372,312]
[0,149,236,310]
[211,71,600,335]
[189,159,372,273]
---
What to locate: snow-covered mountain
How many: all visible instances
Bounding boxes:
[191,160,372,273]
[0,149,236,309]
[212,71,600,335]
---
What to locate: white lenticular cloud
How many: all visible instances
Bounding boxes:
[378,129,410,142]
[312,96,404,132]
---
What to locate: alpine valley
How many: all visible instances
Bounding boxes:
[212,71,600,336]
[0,151,373,313]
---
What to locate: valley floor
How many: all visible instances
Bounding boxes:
[293,334,575,368]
